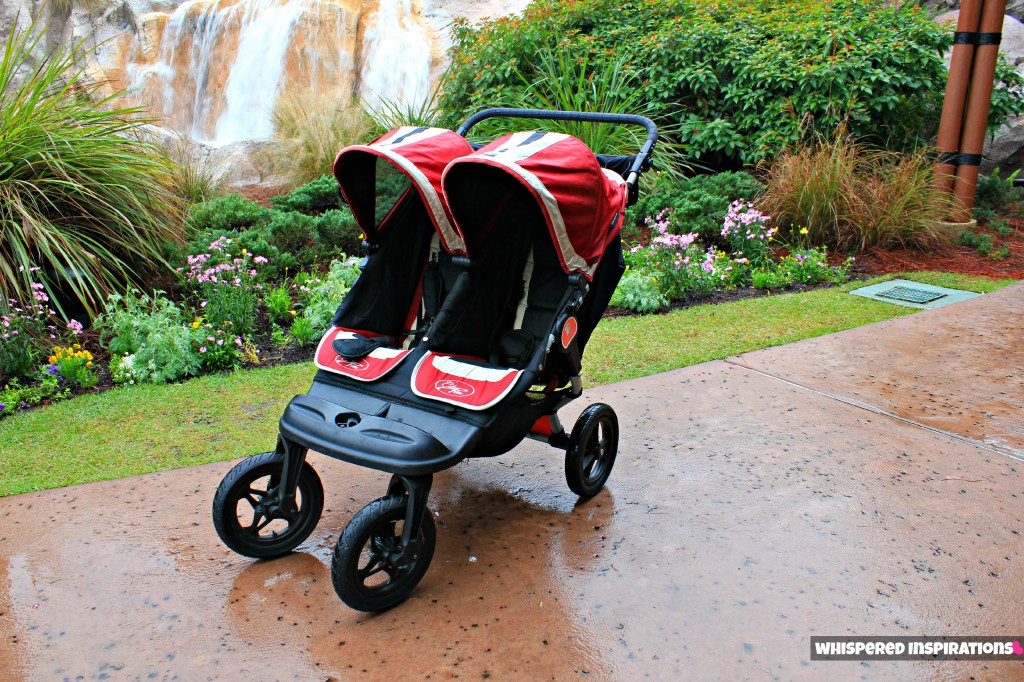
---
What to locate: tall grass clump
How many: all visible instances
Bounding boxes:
[159,133,224,205]
[757,129,953,251]
[364,87,444,134]
[271,91,375,186]
[0,22,184,316]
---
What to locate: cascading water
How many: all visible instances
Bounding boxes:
[358,0,432,109]
[123,0,436,146]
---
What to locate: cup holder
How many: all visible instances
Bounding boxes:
[335,413,361,428]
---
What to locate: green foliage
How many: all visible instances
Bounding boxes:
[989,219,1013,237]
[268,211,317,254]
[96,290,201,384]
[289,316,316,346]
[628,172,763,243]
[461,49,688,172]
[974,167,1024,214]
[440,0,1024,166]
[270,175,341,214]
[179,238,263,337]
[956,229,994,256]
[0,20,184,316]
[298,259,361,333]
[781,247,852,285]
[48,345,98,390]
[315,209,361,253]
[0,291,57,382]
[610,271,668,313]
[187,195,270,235]
[364,87,445,134]
[0,366,69,419]
[264,284,294,324]
[751,267,794,290]
[195,324,242,372]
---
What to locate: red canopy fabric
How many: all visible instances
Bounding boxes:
[442,131,627,276]
[333,127,473,253]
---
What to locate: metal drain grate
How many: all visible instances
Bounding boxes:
[876,285,947,304]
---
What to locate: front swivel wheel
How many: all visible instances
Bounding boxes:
[331,495,436,612]
[565,403,619,498]
[212,451,324,558]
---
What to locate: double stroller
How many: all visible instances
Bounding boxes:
[212,109,657,611]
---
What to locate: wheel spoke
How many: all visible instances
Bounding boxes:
[358,555,386,581]
[255,515,276,532]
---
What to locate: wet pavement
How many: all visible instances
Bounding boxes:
[1,283,1022,681]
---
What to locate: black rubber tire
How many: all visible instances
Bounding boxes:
[212,451,324,559]
[331,495,436,612]
[565,403,619,498]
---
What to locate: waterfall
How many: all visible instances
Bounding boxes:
[122,0,439,145]
[358,0,433,109]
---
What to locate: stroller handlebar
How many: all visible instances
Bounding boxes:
[456,108,658,196]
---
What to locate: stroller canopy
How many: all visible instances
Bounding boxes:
[442,131,627,276]
[333,127,473,253]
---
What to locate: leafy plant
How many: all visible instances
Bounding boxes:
[974,167,1024,214]
[289,316,316,346]
[0,365,69,419]
[96,290,202,384]
[315,209,361,254]
[0,21,184,315]
[627,172,764,244]
[47,344,98,389]
[0,283,60,383]
[264,284,294,324]
[989,245,1011,260]
[751,266,794,290]
[268,211,317,254]
[439,0,1024,167]
[364,87,445,134]
[297,259,361,333]
[610,271,669,313]
[194,323,243,372]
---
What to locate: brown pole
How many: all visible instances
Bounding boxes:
[934,0,983,200]
[953,0,1008,222]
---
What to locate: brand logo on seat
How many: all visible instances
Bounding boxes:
[336,357,370,371]
[434,379,475,397]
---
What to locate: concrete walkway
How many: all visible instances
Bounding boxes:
[1,283,1022,681]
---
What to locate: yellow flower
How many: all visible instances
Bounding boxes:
[48,355,57,364]
[73,343,81,350]
[241,248,248,255]
[799,227,809,235]
[289,310,297,316]
[191,320,201,328]
[86,361,92,367]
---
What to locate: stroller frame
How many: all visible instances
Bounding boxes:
[212,109,657,611]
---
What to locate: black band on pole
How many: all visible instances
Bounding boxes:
[953,31,1002,45]
[937,152,984,166]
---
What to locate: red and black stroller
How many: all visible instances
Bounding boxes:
[212,109,657,611]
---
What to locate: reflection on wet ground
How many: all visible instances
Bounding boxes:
[1,284,1022,680]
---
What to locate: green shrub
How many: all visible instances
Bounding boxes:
[268,211,317,254]
[0,366,69,419]
[315,209,361,253]
[628,171,764,243]
[290,316,316,346]
[270,175,342,214]
[96,290,202,384]
[298,259,361,332]
[610,271,668,313]
[264,284,294,324]
[187,195,270,235]
[48,344,98,390]
[440,0,1024,166]
[974,167,1024,214]
[0,287,58,382]
[751,266,794,290]
[0,22,184,315]
[179,237,264,337]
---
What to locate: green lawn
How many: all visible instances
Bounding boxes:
[0,271,1014,497]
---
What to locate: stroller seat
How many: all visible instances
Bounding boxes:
[312,126,473,382]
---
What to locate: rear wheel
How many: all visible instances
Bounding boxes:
[332,495,436,612]
[212,451,324,558]
[565,403,619,498]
